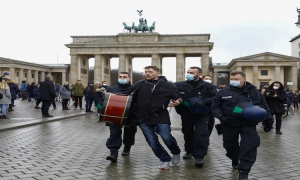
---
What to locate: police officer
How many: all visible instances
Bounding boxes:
[105,72,137,162]
[211,71,273,180]
[174,67,217,167]
[202,75,219,136]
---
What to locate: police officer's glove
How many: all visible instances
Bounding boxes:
[193,101,205,108]
[264,122,273,132]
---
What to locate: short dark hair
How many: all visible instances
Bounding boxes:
[144,66,159,72]
[102,81,106,83]
[202,75,212,79]
[77,80,81,81]
[189,66,202,73]
[230,71,246,78]
[119,72,131,78]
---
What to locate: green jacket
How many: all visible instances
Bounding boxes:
[72,83,84,96]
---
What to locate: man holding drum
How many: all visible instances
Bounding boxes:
[129,66,181,170]
[105,72,137,162]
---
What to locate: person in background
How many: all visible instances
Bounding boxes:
[39,75,56,117]
[259,88,266,95]
[219,83,227,90]
[27,82,36,102]
[0,75,12,119]
[33,84,42,109]
[20,80,28,100]
[7,78,19,112]
[264,81,286,135]
[72,80,85,110]
[293,91,299,109]
[83,82,95,112]
[55,83,60,101]
[60,81,71,110]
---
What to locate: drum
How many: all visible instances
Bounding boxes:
[99,93,132,125]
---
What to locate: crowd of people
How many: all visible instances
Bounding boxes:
[0,67,299,180]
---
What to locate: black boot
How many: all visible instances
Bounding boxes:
[2,115,9,119]
[239,174,248,180]
[8,104,14,112]
[195,157,204,167]
[121,146,131,156]
[232,160,239,169]
[183,152,192,159]
[106,149,118,162]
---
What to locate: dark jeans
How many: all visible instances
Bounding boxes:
[41,100,52,116]
[138,122,181,162]
[11,99,15,105]
[181,115,210,158]
[106,123,137,150]
[293,102,299,109]
[271,113,282,130]
[85,97,94,111]
[223,125,260,174]
[74,96,83,108]
[36,99,42,106]
[208,113,215,136]
[62,99,69,109]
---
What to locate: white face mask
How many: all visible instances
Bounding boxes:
[273,86,279,90]
[204,80,212,83]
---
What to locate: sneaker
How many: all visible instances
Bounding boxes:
[159,162,170,170]
[172,154,180,165]
[195,157,204,167]
[121,146,131,156]
[276,130,282,135]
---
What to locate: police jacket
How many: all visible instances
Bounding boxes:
[106,82,132,95]
[174,79,218,117]
[211,82,273,126]
[129,79,180,125]
[264,82,286,114]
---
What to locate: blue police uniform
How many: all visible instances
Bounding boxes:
[174,79,217,163]
[211,81,273,175]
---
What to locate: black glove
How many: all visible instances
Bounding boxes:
[264,122,273,132]
[218,116,228,124]
[193,101,205,108]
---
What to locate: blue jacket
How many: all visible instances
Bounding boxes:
[7,81,20,100]
[174,79,218,117]
[20,82,28,91]
[55,84,60,95]
[33,87,41,100]
[211,82,273,126]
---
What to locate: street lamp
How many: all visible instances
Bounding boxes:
[296,8,300,28]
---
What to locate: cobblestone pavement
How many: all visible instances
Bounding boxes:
[0,98,93,125]
[0,107,300,179]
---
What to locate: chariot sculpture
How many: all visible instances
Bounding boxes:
[122,10,156,33]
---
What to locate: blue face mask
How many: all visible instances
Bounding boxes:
[118,79,128,84]
[186,74,195,81]
[230,80,241,87]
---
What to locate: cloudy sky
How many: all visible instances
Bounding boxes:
[1,0,299,82]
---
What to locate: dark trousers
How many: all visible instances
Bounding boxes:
[223,125,260,174]
[74,96,83,108]
[208,113,215,136]
[36,99,42,106]
[293,102,299,109]
[11,99,15,105]
[62,99,69,109]
[106,123,137,150]
[181,115,209,158]
[41,100,52,115]
[271,113,282,130]
[85,97,94,111]
[51,99,56,107]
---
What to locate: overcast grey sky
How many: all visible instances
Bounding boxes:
[1,0,299,82]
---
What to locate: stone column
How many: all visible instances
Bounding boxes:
[34,70,38,83]
[236,66,242,71]
[40,71,45,82]
[119,54,133,78]
[69,54,78,84]
[275,66,280,81]
[176,54,186,82]
[77,56,81,80]
[253,66,258,88]
[213,71,218,86]
[27,69,32,82]
[292,66,298,91]
[94,54,102,83]
[9,67,16,82]
[151,54,163,73]
[62,72,66,84]
[201,52,210,76]
[18,68,24,84]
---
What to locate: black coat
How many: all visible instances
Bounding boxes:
[106,83,132,94]
[7,82,20,100]
[39,80,56,100]
[174,79,218,117]
[264,82,286,114]
[211,82,273,126]
[130,79,180,125]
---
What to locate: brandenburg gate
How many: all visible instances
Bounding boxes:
[65,33,214,85]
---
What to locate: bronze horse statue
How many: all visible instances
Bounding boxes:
[149,21,156,32]
[123,22,132,32]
